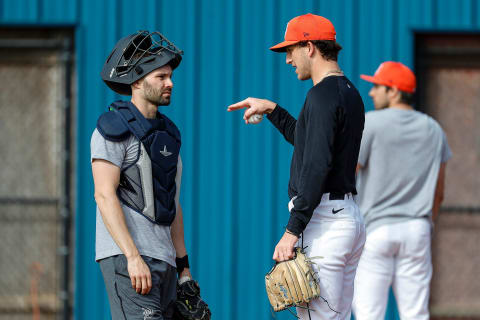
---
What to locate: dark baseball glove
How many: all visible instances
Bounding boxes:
[173,280,211,320]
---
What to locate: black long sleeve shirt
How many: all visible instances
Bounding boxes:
[267,76,365,235]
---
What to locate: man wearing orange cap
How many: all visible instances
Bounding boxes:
[228,14,365,320]
[352,62,452,320]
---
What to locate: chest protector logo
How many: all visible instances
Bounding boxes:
[97,101,180,225]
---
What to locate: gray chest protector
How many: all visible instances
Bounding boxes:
[97,100,181,225]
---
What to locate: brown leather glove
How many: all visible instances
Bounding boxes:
[265,247,321,312]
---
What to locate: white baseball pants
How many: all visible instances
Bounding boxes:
[291,193,366,320]
[352,218,432,320]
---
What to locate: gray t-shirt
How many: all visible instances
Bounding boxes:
[91,129,182,266]
[356,108,452,233]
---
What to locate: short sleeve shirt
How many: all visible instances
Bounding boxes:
[91,129,182,266]
[356,108,452,232]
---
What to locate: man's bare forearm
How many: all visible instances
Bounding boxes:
[432,193,443,221]
[171,204,192,278]
[171,204,187,258]
[432,163,446,221]
[95,192,140,259]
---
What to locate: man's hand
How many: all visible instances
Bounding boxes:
[93,159,151,295]
[179,268,192,280]
[227,97,277,124]
[273,231,299,262]
[127,255,152,295]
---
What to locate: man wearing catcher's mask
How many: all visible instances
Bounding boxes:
[228,14,366,320]
[91,31,210,320]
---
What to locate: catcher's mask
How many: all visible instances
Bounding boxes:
[101,30,183,95]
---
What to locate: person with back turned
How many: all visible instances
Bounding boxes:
[352,61,452,320]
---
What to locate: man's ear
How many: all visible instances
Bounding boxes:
[131,78,143,91]
[307,41,315,57]
[392,86,400,96]
[388,86,401,102]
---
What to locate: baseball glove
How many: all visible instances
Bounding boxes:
[265,247,320,312]
[173,280,211,320]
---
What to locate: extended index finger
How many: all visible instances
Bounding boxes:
[227,98,251,111]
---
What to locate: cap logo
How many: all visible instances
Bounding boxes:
[303,32,310,37]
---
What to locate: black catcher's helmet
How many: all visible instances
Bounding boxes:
[101,30,183,95]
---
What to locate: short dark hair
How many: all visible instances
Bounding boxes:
[298,40,342,61]
[385,86,415,106]
[399,91,415,105]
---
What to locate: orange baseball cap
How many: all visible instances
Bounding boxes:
[270,13,336,52]
[360,61,416,93]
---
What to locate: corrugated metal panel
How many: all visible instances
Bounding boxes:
[1,0,40,22]
[1,0,479,319]
[436,0,476,28]
[38,0,77,23]
[0,0,77,23]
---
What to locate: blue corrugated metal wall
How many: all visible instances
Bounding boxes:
[1,0,479,319]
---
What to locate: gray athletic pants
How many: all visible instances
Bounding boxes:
[99,255,177,320]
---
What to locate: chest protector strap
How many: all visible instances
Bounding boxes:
[100,100,181,226]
